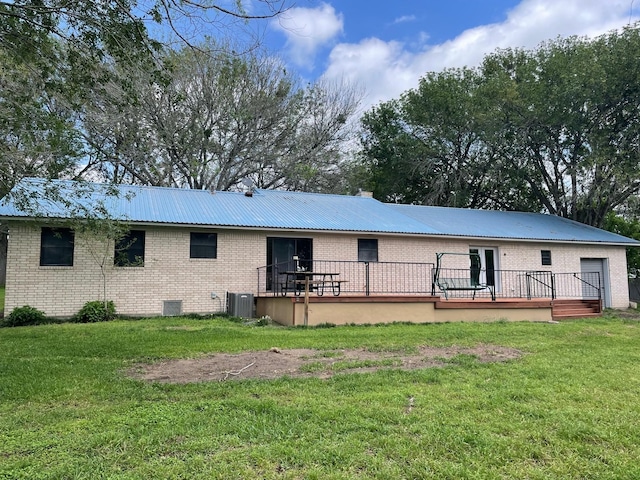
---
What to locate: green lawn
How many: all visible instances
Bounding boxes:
[2,315,640,479]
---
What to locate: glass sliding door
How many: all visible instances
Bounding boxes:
[266,237,313,292]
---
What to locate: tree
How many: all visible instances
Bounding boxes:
[0,1,288,63]
[82,44,361,192]
[482,26,640,227]
[360,68,539,209]
[603,212,640,272]
[0,0,291,198]
[0,46,83,199]
[359,25,640,226]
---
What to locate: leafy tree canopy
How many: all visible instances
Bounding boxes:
[603,213,640,272]
[359,24,640,228]
[0,0,288,62]
[0,0,291,198]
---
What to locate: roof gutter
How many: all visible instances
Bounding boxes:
[2,215,637,247]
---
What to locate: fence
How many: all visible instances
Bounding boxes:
[257,260,435,296]
[431,267,600,301]
[629,278,640,302]
[257,260,601,301]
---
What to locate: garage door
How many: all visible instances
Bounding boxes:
[580,258,608,307]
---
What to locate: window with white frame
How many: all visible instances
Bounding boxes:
[541,250,552,266]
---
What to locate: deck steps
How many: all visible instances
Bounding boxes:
[552,299,601,320]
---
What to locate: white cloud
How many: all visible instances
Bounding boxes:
[322,0,640,111]
[392,15,417,25]
[323,38,418,110]
[271,2,343,68]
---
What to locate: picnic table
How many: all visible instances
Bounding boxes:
[280,271,346,296]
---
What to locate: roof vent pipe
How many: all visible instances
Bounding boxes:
[242,178,254,197]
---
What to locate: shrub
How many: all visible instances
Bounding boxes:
[73,300,116,323]
[314,322,336,329]
[183,312,218,320]
[2,305,48,327]
[254,315,272,326]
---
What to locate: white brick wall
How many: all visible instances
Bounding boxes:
[4,223,631,317]
[6,224,266,317]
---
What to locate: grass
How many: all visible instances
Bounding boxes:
[2,316,640,479]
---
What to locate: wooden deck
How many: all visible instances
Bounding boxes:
[254,294,594,326]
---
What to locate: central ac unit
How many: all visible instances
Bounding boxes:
[227,293,254,318]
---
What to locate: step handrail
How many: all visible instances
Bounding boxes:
[572,272,601,301]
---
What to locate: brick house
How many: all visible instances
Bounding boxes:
[0,178,636,322]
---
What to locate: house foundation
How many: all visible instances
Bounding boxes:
[256,295,554,326]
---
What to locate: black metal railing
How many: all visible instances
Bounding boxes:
[554,272,601,300]
[257,260,436,296]
[430,267,600,301]
[257,261,601,301]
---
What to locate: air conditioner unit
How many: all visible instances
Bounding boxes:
[227,293,254,318]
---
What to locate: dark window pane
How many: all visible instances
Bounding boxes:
[469,249,481,285]
[190,232,217,258]
[541,250,552,266]
[40,227,74,266]
[115,230,145,266]
[358,239,378,262]
[484,250,495,286]
[266,237,313,291]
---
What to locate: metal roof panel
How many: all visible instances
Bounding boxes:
[0,178,436,234]
[0,178,636,245]
[387,204,639,244]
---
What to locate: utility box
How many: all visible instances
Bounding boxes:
[162,300,183,316]
[227,293,254,318]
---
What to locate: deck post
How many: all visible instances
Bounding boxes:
[304,276,310,326]
[365,262,370,296]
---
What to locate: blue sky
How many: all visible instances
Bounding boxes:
[261,0,640,112]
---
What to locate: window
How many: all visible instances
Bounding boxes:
[114,230,145,266]
[541,250,552,266]
[190,232,217,258]
[40,227,74,266]
[358,239,378,262]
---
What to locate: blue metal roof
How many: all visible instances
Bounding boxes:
[0,178,434,234]
[0,178,636,245]
[387,203,639,245]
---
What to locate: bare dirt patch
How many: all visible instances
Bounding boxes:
[129,345,522,383]
[609,309,640,320]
